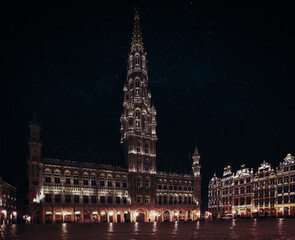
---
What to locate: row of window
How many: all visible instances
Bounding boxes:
[136,196,149,204]
[45,174,128,188]
[233,197,252,206]
[158,179,192,185]
[157,185,193,191]
[254,189,276,197]
[234,186,252,195]
[277,176,295,184]
[156,196,193,205]
[253,195,295,205]
[210,174,295,188]
[44,194,128,205]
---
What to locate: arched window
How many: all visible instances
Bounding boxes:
[54,172,60,184]
[135,111,141,128]
[136,141,141,153]
[135,56,139,65]
[45,171,51,183]
[144,142,149,154]
[135,80,140,88]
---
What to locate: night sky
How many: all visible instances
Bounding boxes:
[1,0,295,209]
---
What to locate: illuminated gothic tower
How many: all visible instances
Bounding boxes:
[120,10,157,174]
[27,113,43,204]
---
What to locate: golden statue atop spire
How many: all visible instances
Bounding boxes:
[131,8,144,53]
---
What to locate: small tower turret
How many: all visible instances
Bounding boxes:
[192,144,201,177]
[27,113,43,204]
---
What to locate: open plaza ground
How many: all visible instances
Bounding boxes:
[1,218,295,240]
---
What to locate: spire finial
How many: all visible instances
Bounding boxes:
[131,8,144,52]
[193,144,200,157]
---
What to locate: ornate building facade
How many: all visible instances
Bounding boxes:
[0,176,17,224]
[208,154,295,219]
[27,11,201,224]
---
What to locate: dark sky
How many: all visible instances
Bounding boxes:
[1,0,295,208]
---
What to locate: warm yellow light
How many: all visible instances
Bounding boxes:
[175,212,179,216]
[92,211,98,215]
[101,211,105,216]
[13,211,17,217]
[2,210,7,216]
[135,212,139,217]
[74,211,80,215]
[109,211,114,216]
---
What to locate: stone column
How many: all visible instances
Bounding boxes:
[52,212,56,224]
[81,210,84,223]
[42,211,45,224]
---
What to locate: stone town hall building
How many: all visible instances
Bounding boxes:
[27,11,202,224]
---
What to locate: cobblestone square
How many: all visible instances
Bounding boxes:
[1,219,295,240]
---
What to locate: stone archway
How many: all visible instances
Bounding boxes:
[135,208,147,222]
[124,211,131,223]
[100,211,108,223]
[163,210,170,222]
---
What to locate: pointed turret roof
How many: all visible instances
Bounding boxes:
[29,112,41,127]
[193,144,200,157]
[131,9,144,53]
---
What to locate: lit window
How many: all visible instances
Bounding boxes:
[135,111,141,128]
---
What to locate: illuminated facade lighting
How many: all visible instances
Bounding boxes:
[26,10,201,224]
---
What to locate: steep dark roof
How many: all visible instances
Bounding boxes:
[42,138,126,167]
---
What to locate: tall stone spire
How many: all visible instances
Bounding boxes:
[131,9,144,53]
[120,10,157,174]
